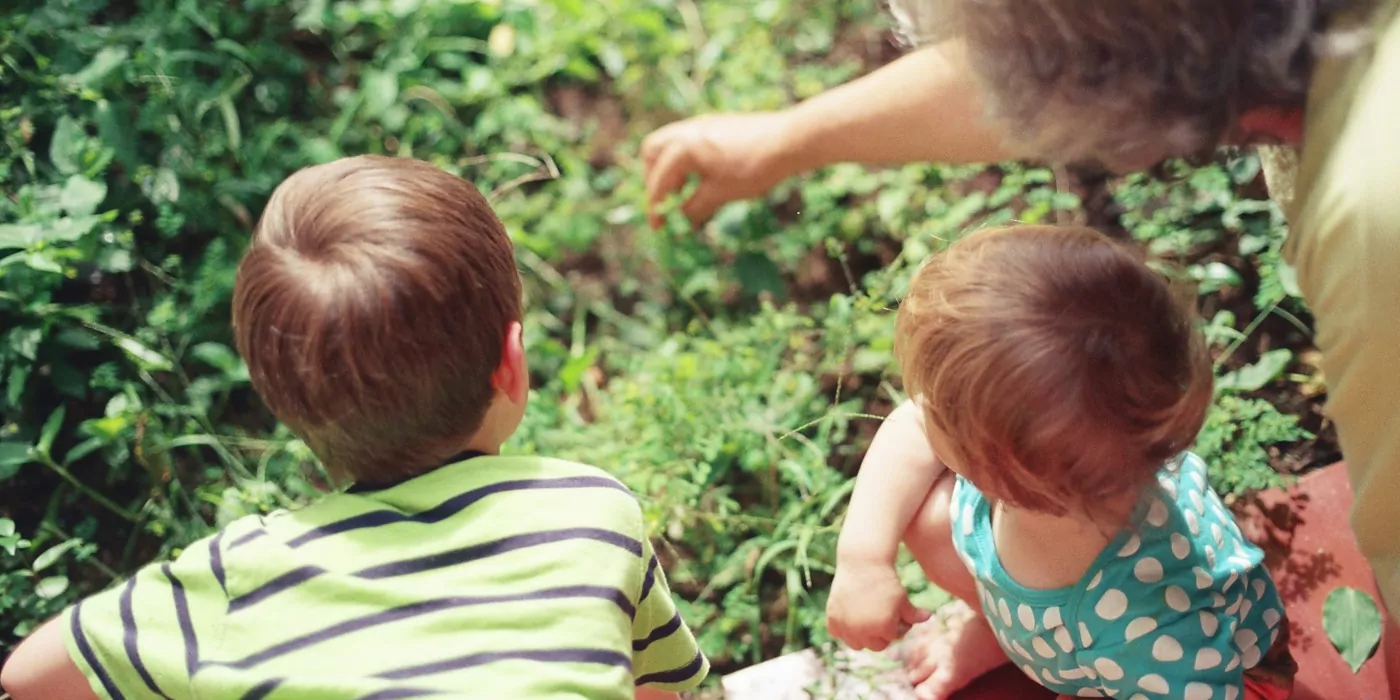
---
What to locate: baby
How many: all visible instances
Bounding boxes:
[828,226,1296,700]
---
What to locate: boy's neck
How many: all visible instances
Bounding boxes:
[461,436,503,455]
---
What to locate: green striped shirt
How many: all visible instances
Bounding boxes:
[62,454,708,699]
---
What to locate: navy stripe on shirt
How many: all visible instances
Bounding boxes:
[640,555,659,601]
[215,586,636,670]
[71,602,127,700]
[240,678,284,700]
[119,577,173,699]
[355,528,643,579]
[633,611,684,652]
[358,689,442,699]
[635,650,706,686]
[162,563,200,677]
[289,476,632,549]
[228,528,268,550]
[228,528,643,612]
[375,648,632,680]
[209,530,228,596]
[227,566,323,613]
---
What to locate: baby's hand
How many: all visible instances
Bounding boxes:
[827,560,930,652]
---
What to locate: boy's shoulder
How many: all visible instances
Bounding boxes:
[288,453,644,533]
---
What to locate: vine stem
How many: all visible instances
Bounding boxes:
[37,453,140,524]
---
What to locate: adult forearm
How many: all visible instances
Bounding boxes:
[778,40,1012,175]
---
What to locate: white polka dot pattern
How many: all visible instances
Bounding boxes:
[1096,589,1129,620]
[1125,617,1157,641]
[1171,533,1192,559]
[944,455,1284,698]
[1055,626,1074,653]
[1152,634,1183,662]
[1119,534,1141,557]
[1134,557,1164,583]
[1138,674,1169,693]
[1018,603,1036,630]
[1094,658,1124,681]
[1195,647,1222,670]
[1166,586,1190,612]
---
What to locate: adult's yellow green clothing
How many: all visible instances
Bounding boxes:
[1284,0,1400,616]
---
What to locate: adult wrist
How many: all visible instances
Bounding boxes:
[764,106,825,180]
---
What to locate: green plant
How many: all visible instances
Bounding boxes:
[1,0,1330,681]
[1116,155,1316,498]
[0,517,93,639]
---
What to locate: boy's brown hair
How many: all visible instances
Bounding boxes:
[895,226,1211,517]
[233,155,522,485]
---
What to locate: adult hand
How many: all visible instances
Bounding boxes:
[640,112,797,227]
[827,559,931,652]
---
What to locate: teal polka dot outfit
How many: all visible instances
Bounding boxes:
[950,453,1285,699]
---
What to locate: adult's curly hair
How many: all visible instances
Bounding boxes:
[889,0,1372,170]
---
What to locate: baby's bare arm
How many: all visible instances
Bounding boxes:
[635,687,679,700]
[1,616,99,700]
[837,400,946,566]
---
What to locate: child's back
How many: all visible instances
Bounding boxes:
[2,156,706,700]
[71,455,698,698]
[829,226,1296,700]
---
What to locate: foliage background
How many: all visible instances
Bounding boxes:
[1,0,1332,683]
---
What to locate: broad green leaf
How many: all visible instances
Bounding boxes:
[1217,349,1293,394]
[33,540,80,572]
[8,364,31,407]
[39,406,65,457]
[96,100,139,170]
[60,175,108,216]
[140,168,180,205]
[49,116,88,175]
[190,342,242,375]
[559,347,601,392]
[0,442,33,481]
[115,336,174,371]
[44,215,103,243]
[1192,261,1243,292]
[734,251,786,301]
[938,192,987,234]
[97,248,135,273]
[294,0,330,29]
[0,224,41,250]
[34,575,70,600]
[1324,586,1383,673]
[23,251,65,274]
[9,327,42,360]
[67,46,130,88]
[361,70,400,118]
[0,518,14,538]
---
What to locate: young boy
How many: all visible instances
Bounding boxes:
[1,155,707,700]
[828,226,1296,700]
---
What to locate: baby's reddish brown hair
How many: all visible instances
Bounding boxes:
[233,156,522,485]
[895,226,1211,517]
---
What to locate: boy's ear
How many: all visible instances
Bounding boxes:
[491,321,529,404]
